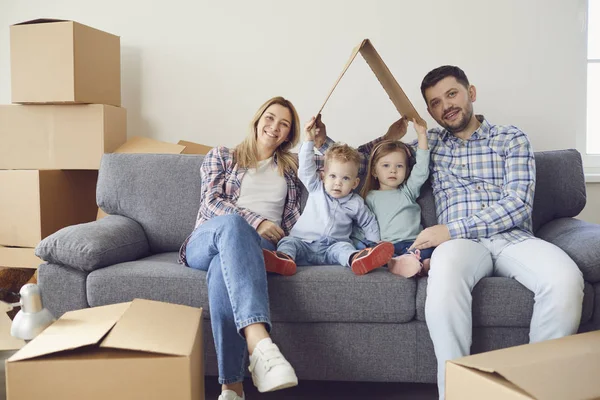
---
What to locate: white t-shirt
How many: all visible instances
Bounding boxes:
[236,157,287,226]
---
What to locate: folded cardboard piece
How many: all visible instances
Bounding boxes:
[446,331,600,400]
[0,245,42,269]
[6,299,205,400]
[317,39,425,126]
[0,170,98,248]
[10,19,121,106]
[0,104,127,170]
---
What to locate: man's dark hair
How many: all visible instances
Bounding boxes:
[420,65,470,103]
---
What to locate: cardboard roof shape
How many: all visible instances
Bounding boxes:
[317,39,425,126]
[450,331,600,400]
[8,299,203,362]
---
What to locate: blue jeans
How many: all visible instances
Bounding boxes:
[357,239,434,260]
[277,236,357,267]
[185,214,272,385]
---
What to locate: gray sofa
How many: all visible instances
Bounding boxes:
[36,149,600,384]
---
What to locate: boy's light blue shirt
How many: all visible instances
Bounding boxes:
[289,140,380,243]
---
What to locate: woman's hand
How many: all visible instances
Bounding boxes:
[257,220,285,244]
[384,117,408,141]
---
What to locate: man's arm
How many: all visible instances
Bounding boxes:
[447,131,536,239]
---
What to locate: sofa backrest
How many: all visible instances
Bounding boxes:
[97,149,586,253]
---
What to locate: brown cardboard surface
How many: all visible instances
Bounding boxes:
[0,170,98,247]
[0,104,127,170]
[114,136,185,154]
[446,331,600,400]
[10,19,120,106]
[6,299,204,400]
[178,140,213,155]
[317,39,425,126]
[0,245,42,269]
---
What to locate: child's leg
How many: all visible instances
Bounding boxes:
[325,241,394,275]
[392,240,414,257]
[262,236,300,276]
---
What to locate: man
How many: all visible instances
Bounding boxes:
[394,65,583,399]
[317,65,584,400]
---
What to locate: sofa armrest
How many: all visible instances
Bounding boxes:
[35,215,150,273]
[537,217,600,283]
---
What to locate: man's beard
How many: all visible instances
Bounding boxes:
[440,105,474,134]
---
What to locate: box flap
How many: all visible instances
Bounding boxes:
[12,19,68,26]
[178,140,213,155]
[451,331,600,400]
[100,299,202,357]
[8,302,131,362]
[316,39,425,126]
[115,136,185,154]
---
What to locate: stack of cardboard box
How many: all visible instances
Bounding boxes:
[0,19,127,270]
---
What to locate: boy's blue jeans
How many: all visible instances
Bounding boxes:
[185,214,273,385]
[277,236,357,267]
[357,239,434,260]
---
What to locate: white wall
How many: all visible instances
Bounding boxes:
[0,0,597,222]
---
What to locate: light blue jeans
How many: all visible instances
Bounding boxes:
[277,236,357,267]
[426,237,584,400]
[185,214,274,385]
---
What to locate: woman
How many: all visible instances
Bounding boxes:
[180,96,303,400]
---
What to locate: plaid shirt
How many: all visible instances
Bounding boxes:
[179,146,301,265]
[408,116,536,243]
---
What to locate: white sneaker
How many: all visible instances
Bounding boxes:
[249,338,298,393]
[218,390,245,400]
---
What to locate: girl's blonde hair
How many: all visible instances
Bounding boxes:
[235,96,300,175]
[360,140,413,198]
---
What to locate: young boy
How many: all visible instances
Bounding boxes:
[263,119,394,276]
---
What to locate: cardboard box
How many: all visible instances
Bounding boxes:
[446,331,600,400]
[0,246,42,269]
[317,39,425,126]
[6,299,204,400]
[0,304,25,351]
[10,19,121,106]
[0,104,127,170]
[0,170,98,247]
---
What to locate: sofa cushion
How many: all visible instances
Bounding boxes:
[537,218,600,284]
[35,215,150,273]
[96,153,204,253]
[87,253,418,324]
[531,149,586,233]
[415,276,594,326]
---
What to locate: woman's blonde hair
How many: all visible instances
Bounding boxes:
[360,140,413,198]
[235,96,300,175]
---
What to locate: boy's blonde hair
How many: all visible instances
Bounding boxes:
[324,143,361,174]
[235,96,300,175]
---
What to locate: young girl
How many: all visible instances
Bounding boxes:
[358,119,433,278]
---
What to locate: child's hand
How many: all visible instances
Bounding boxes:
[304,117,317,141]
[412,118,427,137]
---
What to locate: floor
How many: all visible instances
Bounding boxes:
[1,350,438,400]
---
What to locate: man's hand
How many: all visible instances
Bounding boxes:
[410,225,450,250]
[384,117,408,141]
[257,220,285,244]
[313,114,327,148]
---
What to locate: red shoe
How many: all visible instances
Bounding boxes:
[262,250,297,276]
[350,242,394,276]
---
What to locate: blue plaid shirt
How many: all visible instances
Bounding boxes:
[408,115,535,243]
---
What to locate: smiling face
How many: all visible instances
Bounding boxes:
[255,104,292,156]
[323,159,360,199]
[424,76,476,135]
[372,150,408,190]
